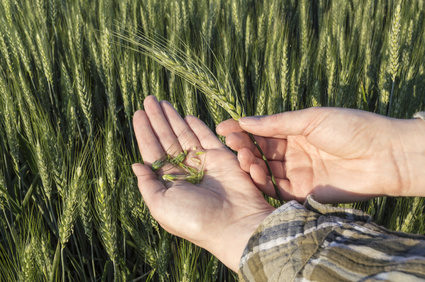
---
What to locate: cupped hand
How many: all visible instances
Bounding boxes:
[132,96,275,272]
[217,107,424,203]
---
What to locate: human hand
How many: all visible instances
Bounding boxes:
[217,107,425,203]
[132,96,275,272]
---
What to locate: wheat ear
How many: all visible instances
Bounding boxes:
[113,28,284,204]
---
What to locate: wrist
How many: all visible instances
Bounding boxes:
[207,208,274,272]
[392,116,425,197]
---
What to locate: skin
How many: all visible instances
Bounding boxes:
[132,96,274,272]
[133,96,425,273]
[216,107,425,203]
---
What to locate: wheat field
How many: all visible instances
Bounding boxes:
[0,0,424,281]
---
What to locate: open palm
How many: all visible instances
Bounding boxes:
[132,96,274,271]
[217,108,415,203]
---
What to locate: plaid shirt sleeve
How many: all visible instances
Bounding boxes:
[238,195,425,281]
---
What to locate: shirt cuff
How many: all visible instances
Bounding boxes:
[238,195,425,281]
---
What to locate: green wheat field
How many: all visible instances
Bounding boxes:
[0,0,424,281]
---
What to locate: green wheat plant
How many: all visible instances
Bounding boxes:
[0,0,424,281]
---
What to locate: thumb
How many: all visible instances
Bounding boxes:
[132,163,165,208]
[239,107,332,138]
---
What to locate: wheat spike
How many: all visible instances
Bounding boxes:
[114,29,245,119]
[300,0,309,58]
[34,233,53,279]
[401,20,414,70]
[59,166,81,247]
[238,63,246,107]
[35,140,52,200]
[14,29,32,78]
[22,24,42,73]
[96,176,118,263]
[18,68,37,114]
[290,68,298,110]
[168,72,177,107]
[21,241,37,281]
[36,0,46,20]
[245,14,252,62]
[47,133,65,197]
[280,35,289,111]
[0,74,19,171]
[75,65,93,135]
[388,4,401,82]
[0,27,13,74]
[131,57,139,105]
[364,44,372,96]
[1,19,20,71]
[266,23,279,115]
[49,0,57,26]
[326,36,336,106]
[36,33,53,85]
[232,0,242,42]
[79,181,93,242]
[103,28,117,119]
[120,51,132,119]
[105,126,116,190]
[1,0,13,25]
[182,79,194,115]
[255,88,267,116]
[402,197,423,233]
[378,61,390,115]
[0,168,6,210]
[311,81,321,107]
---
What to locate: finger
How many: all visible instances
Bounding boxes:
[132,163,166,218]
[185,116,226,150]
[144,95,183,153]
[133,110,165,165]
[239,108,335,138]
[160,100,201,151]
[238,148,286,179]
[250,163,268,191]
[225,132,287,161]
[250,164,296,201]
[216,118,244,136]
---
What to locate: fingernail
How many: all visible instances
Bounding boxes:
[239,116,261,126]
[131,164,140,175]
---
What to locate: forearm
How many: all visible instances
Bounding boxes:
[239,195,425,281]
